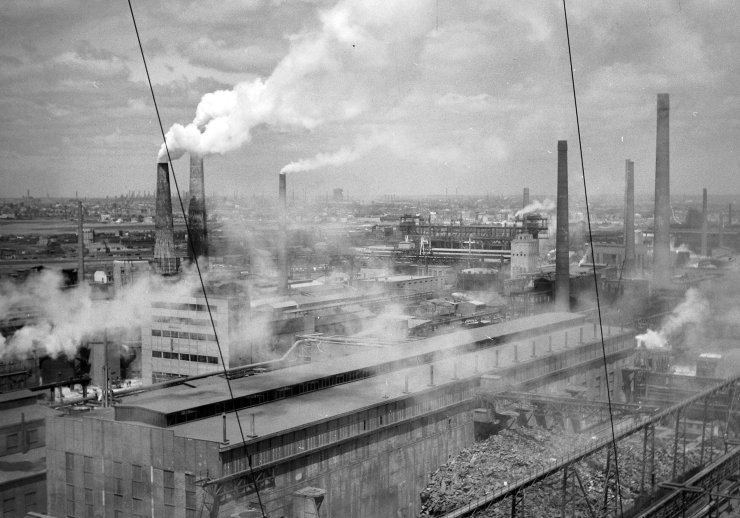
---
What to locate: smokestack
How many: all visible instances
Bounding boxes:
[555,140,570,311]
[523,187,530,209]
[719,213,725,248]
[154,162,179,275]
[187,154,208,262]
[623,160,635,277]
[653,93,671,288]
[701,188,708,257]
[77,201,85,286]
[278,172,289,294]
[729,203,733,226]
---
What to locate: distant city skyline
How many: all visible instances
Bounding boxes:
[1,1,739,200]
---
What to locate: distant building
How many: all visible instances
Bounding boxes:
[510,233,539,278]
[112,260,151,294]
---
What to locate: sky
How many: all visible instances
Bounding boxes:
[1,0,739,200]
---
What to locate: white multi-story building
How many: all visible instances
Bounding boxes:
[510,233,539,278]
[141,292,249,384]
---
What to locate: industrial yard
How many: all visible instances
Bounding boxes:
[3,2,740,518]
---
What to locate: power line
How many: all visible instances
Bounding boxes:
[561,0,624,514]
[126,1,266,515]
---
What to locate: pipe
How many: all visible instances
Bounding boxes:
[187,154,207,262]
[624,159,635,276]
[653,93,671,288]
[556,140,570,311]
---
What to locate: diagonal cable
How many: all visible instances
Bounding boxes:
[561,0,624,514]
[126,1,265,514]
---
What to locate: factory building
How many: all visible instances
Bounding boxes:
[142,291,250,384]
[0,390,58,517]
[46,313,636,517]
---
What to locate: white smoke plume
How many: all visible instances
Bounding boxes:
[0,268,210,361]
[515,199,555,218]
[158,0,435,161]
[281,134,381,174]
[635,288,710,350]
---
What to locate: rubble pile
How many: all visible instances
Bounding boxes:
[419,425,705,517]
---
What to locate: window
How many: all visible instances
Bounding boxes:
[163,469,175,516]
[24,491,37,513]
[28,428,39,446]
[66,452,75,484]
[6,433,18,453]
[152,350,162,358]
[185,474,196,518]
[163,469,175,504]
[66,484,76,517]
[3,497,15,518]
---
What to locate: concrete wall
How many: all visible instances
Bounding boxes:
[222,410,473,518]
[46,414,222,518]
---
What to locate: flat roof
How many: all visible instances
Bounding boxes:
[173,319,625,445]
[118,312,583,417]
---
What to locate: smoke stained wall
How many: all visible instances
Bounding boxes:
[653,93,671,288]
[624,159,635,277]
[555,140,569,311]
[154,162,179,275]
[188,154,208,262]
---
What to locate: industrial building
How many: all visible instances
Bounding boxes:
[47,312,638,517]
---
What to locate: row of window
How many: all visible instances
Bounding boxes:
[152,315,215,327]
[63,455,196,518]
[152,301,218,312]
[152,351,219,364]
[151,329,216,341]
[3,492,38,518]
[4,428,40,454]
[224,385,473,474]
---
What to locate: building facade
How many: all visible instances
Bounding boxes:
[142,293,249,384]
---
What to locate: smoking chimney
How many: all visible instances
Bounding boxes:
[653,94,671,288]
[77,201,85,285]
[523,187,530,209]
[187,154,208,262]
[701,188,708,257]
[555,140,570,311]
[154,162,179,275]
[623,160,635,277]
[278,172,289,294]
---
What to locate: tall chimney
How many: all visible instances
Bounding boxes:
[77,201,85,285]
[154,162,179,275]
[623,160,635,277]
[278,172,289,294]
[729,203,733,226]
[719,213,725,248]
[187,154,208,262]
[653,94,671,288]
[701,188,708,257]
[523,187,530,209]
[555,140,570,311]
